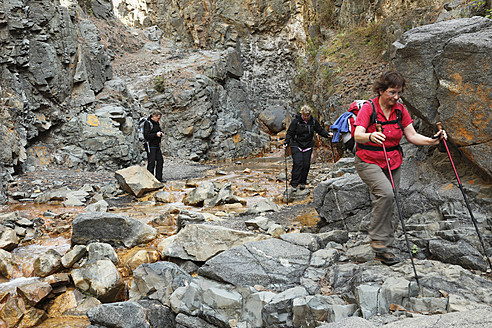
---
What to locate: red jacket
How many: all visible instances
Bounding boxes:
[355,97,413,170]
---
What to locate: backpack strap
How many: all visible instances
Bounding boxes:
[142,118,152,144]
[368,100,377,126]
[370,101,403,130]
[357,143,403,153]
[356,101,404,155]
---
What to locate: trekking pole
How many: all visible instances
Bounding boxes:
[436,122,492,271]
[376,124,421,290]
[284,146,289,205]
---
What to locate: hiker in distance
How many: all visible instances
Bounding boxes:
[284,105,331,192]
[144,111,165,182]
[354,71,447,265]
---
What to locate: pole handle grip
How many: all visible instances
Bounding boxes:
[436,122,442,131]
[376,124,382,132]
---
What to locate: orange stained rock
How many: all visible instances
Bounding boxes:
[16,307,47,328]
[441,183,455,191]
[35,316,90,328]
[0,294,25,327]
[17,282,52,307]
[233,133,242,143]
[86,115,99,127]
[28,145,51,166]
[123,248,161,273]
[46,290,78,318]
[476,84,492,106]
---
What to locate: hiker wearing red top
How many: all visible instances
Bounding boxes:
[353,71,447,265]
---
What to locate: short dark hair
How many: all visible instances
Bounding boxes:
[373,71,406,95]
[150,110,162,118]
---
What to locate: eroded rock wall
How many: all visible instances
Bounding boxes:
[114,0,314,117]
[392,17,492,177]
[0,0,135,202]
[111,0,489,130]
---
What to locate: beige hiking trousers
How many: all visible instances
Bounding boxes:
[355,155,401,246]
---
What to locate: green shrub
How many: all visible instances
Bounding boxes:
[153,76,166,93]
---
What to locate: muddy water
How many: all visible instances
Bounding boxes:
[0,148,324,325]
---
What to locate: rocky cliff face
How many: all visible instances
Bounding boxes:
[0,0,490,203]
[115,0,314,117]
[392,17,492,177]
[0,0,115,203]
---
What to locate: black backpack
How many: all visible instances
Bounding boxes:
[137,117,151,152]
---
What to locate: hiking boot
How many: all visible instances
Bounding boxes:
[370,240,388,253]
[299,184,306,190]
[374,252,400,266]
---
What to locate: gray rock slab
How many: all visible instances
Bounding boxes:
[71,259,124,302]
[129,261,192,302]
[262,286,309,326]
[175,313,217,328]
[158,224,269,262]
[199,238,312,292]
[61,245,87,268]
[71,212,157,248]
[87,242,119,265]
[313,173,371,231]
[87,301,152,328]
[280,232,321,252]
[429,239,488,271]
[242,198,280,215]
[383,306,492,327]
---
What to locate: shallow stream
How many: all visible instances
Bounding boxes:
[0,146,326,325]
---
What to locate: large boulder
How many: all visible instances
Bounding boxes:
[392,16,492,177]
[33,249,63,278]
[129,262,192,302]
[199,238,312,292]
[87,300,175,328]
[71,212,157,248]
[158,224,270,262]
[0,226,19,251]
[313,173,371,232]
[71,259,124,303]
[170,275,274,327]
[258,106,286,134]
[115,165,162,197]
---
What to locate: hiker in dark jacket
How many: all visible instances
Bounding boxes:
[284,105,331,192]
[143,111,164,182]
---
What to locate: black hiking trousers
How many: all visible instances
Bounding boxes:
[147,146,163,181]
[290,147,312,187]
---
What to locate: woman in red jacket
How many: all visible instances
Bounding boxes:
[354,71,446,265]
